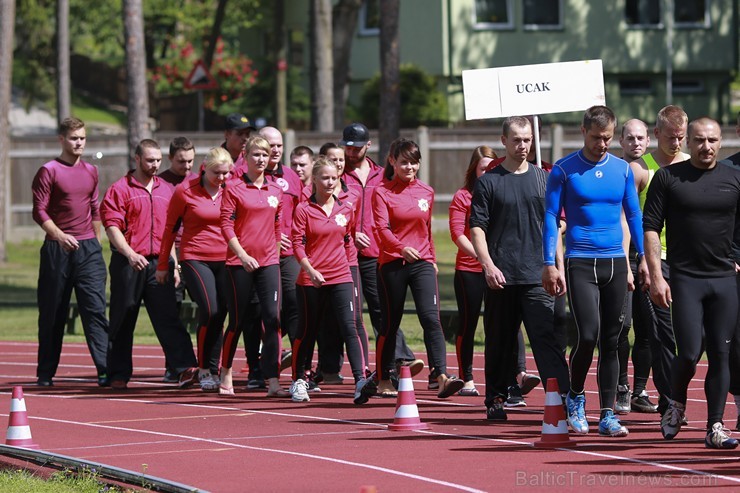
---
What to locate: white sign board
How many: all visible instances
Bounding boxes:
[462,60,605,120]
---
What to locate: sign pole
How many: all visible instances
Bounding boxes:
[198,90,204,132]
[533,115,542,168]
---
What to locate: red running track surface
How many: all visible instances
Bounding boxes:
[1,341,739,492]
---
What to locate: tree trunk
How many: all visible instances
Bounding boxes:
[378,0,400,164]
[0,0,15,262]
[332,0,362,128]
[123,0,152,164]
[203,0,228,69]
[274,0,287,130]
[310,0,333,132]
[56,0,71,122]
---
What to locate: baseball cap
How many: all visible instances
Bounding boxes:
[339,123,370,147]
[225,113,256,131]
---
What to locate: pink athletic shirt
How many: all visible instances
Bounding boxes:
[372,175,436,266]
[157,175,228,271]
[292,198,354,286]
[100,172,171,256]
[300,181,361,267]
[32,159,101,241]
[343,157,384,259]
[220,175,282,267]
[449,188,481,273]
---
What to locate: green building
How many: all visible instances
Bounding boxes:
[277,0,739,125]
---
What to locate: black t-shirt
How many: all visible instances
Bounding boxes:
[469,163,548,285]
[643,159,740,277]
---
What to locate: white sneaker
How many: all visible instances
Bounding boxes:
[199,372,219,392]
[290,379,310,402]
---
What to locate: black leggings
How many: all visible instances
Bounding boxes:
[181,260,228,371]
[454,270,484,382]
[316,265,370,373]
[359,256,415,361]
[566,257,628,411]
[294,283,367,382]
[223,265,282,379]
[670,272,737,428]
[617,255,652,393]
[377,259,447,380]
[730,274,740,396]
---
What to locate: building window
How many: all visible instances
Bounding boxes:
[359,0,380,36]
[672,78,704,94]
[523,0,562,30]
[625,0,710,28]
[625,0,660,27]
[619,79,653,95]
[474,0,513,29]
[675,0,709,27]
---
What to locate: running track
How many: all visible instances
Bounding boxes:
[1,341,739,492]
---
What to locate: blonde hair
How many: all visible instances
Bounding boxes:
[310,156,339,195]
[245,136,270,155]
[202,147,233,171]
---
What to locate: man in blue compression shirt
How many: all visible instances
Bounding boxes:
[542,105,648,438]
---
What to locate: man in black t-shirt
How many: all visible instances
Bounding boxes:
[470,116,570,421]
[719,112,740,431]
[644,117,740,449]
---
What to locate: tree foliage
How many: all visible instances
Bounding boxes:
[359,64,448,128]
[12,0,265,115]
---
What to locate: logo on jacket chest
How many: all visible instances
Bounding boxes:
[335,214,348,227]
[275,177,289,192]
[418,198,429,212]
[267,195,279,208]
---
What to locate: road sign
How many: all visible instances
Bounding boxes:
[462,60,605,120]
[184,59,218,91]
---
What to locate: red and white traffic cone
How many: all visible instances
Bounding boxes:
[6,386,39,449]
[388,365,430,431]
[534,378,576,448]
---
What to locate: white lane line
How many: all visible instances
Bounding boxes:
[7,391,739,488]
[21,414,487,493]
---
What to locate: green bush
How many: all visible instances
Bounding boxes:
[359,64,449,128]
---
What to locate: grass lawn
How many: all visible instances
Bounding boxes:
[0,230,486,352]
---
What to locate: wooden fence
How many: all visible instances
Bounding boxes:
[8,126,740,240]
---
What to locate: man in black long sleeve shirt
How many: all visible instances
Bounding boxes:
[643,117,740,449]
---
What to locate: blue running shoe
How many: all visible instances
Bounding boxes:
[599,410,629,437]
[566,393,589,434]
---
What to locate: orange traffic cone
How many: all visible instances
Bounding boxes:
[534,378,576,448]
[6,386,39,449]
[388,365,430,431]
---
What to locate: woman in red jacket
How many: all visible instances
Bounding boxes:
[371,138,464,399]
[291,157,372,403]
[449,146,496,396]
[220,136,285,397]
[156,147,231,391]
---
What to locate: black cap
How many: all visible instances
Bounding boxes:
[339,123,370,147]
[225,113,256,131]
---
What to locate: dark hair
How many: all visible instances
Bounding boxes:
[169,136,194,158]
[319,142,340,156]
[582,105,617,131]
[135,139,160,158]
[463,146,497,192]
[58,117,84,136]
[290,145,314,160]
[502,116,531,139]
[384,138,421,181]
[687,117,720,138]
